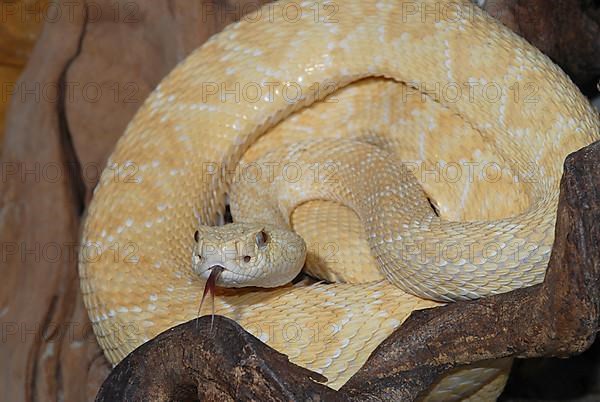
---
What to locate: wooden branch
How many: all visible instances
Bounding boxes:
[96,141,600,401]
[96,316,340,402]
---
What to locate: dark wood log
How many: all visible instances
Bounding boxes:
[96,316,340,402]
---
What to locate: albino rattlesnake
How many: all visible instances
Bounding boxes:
[79,0,600,399]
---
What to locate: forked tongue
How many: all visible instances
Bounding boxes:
[197,266,224,331]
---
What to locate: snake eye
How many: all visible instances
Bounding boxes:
[255,230,268,248]
[243,255,251,263]
[194,230,199,242]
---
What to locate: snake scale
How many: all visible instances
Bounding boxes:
[79,0,600,399]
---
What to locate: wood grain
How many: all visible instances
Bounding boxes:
[0,0,49,148]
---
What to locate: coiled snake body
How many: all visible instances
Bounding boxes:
[80,0,600,399]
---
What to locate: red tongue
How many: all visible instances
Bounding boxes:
[197,266,224,330]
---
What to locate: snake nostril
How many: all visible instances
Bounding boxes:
[243,255,251,263]
[427,196,440,217]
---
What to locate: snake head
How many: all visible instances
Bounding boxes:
[191,223,306,288]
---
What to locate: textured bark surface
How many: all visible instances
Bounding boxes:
[96,316,340,402]
[0,0,49,148]
[1,1,599,401]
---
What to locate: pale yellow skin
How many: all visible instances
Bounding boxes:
[79,0,600,400]
[191,223,307,288]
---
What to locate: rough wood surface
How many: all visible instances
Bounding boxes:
[96,316,340,402]
[0,0,48,148]
[1,1,599,401]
